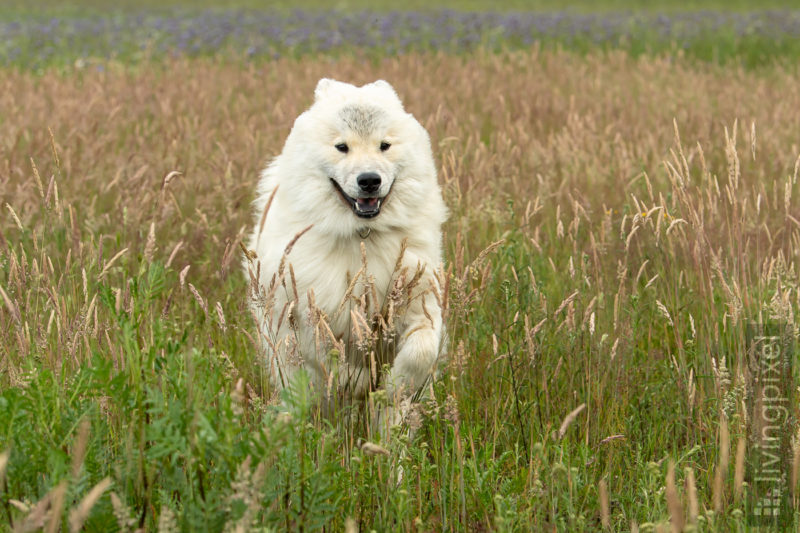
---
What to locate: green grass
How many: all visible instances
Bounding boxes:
[0,215,691,531]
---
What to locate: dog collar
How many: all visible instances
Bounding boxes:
[357,227,371,239]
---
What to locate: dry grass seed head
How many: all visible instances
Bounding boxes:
[598,478,610,529]
[557,403,586,440]
[733,436,746,502]
[713,414,730,512]
[664,461,684,533]
[68,478,112,533]
[70,418,90,478]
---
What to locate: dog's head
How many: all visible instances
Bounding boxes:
[277,79,438,234]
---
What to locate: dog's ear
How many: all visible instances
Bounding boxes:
[365,80,405,109]
[314,78,335,100]
[368,80,401,100]
[314,78,351,102]
[370,79,395,92]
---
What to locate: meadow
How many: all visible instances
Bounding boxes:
[2,4,800,533]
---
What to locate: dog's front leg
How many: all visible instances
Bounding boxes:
[379,267,444,429]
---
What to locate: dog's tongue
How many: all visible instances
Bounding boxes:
[357,198,379,209]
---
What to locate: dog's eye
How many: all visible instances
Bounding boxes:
[335,143,349,154]
[380,141,391,152]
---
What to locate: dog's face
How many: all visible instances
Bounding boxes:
[279,79,435,232]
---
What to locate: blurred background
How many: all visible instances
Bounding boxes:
[4,0,800,69]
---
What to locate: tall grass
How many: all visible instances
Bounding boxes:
[1,50,799,529]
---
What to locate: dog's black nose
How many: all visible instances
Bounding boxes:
[357,172,381,194]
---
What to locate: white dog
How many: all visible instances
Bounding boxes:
[244,79,447,427]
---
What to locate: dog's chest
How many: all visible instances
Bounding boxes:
[292,234,402,332]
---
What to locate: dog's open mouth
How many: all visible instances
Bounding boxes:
[330,178,384,219]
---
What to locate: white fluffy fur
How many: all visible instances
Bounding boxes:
[244,79,447,414]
